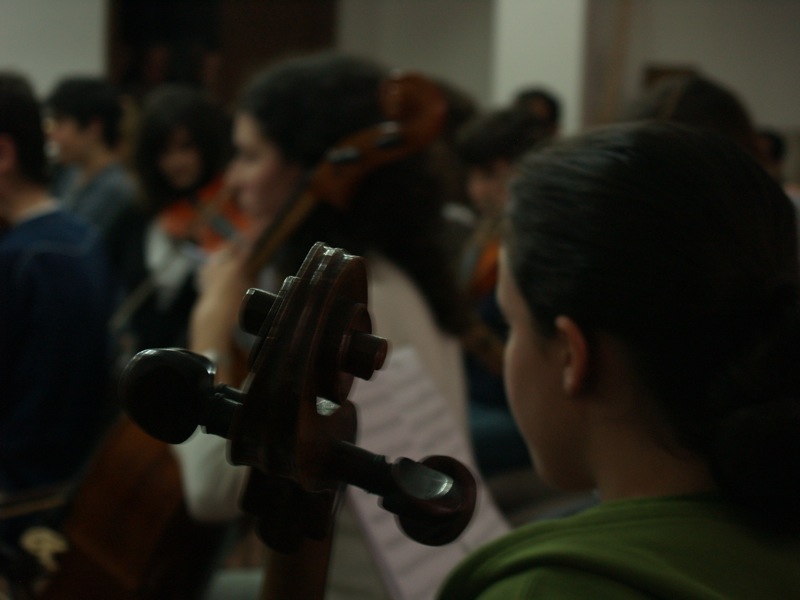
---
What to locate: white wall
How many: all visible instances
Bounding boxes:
[337,0,494,106]
[491,0,588,134]
[4,0,798,133]
[338,0,589,133]
[338,0,800,132]
[0,0,107,97]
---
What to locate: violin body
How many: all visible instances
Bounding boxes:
[158,175,251,254]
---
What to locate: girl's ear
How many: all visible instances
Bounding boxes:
[554,315,589,396]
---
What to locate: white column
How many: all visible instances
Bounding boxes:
[490,0,589,133]
[336,0,495,106]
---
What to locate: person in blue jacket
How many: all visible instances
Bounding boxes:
[0,72,115,547]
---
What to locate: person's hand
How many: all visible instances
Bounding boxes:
[189,241,251,369]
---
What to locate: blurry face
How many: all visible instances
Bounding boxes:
[466,160,512,218]
[47,116,93,165]
[228,113,303,222]
[158,127,203,192]
[497,248,589,490]
[527,98,552,123]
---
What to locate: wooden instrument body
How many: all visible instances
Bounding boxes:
[36,418,225,599]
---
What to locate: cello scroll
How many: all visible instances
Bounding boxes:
[120,243,477,599]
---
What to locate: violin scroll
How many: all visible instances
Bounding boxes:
[310,72,447,211]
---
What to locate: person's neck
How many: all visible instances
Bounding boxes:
[2,180,55,225]
[572,336,717,503]
[78,146,117,185]
[589,423,716,502]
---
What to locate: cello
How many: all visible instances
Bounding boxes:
[120,242,478,600]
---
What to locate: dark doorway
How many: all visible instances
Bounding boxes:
[108,0,337,108]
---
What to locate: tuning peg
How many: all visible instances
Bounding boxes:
[239,288,278,336]
[342,331,387,380]
[390,456,476,546]
[119,348,243,444]
[329,442,476,546]
[326,146,362,165]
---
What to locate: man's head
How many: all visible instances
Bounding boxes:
[45,76,122,164]
[0,72,48,187]
[456,108,549,218]
[513,88,561,137]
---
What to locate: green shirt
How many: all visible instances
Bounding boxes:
[438,494,800,599]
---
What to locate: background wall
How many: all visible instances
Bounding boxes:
[621,0,800,129]
[2,0,799,136]
[491,0,587,134]
[337,0,494,107]
[337,0,589,133]
[337,0,800,136]
[0,0,106,97]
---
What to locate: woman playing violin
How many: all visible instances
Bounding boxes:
[109,84,246,355]
[177,53,475,599]
[136,85,249,252]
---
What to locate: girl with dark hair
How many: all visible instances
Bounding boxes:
[109,84,244,354]
[134,84,232,217]
[439,122,800,598]
[175,54,495,599]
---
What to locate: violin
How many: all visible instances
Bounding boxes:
[108,174,251,339]
[158,174,251,254]
[120,242,477,600]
